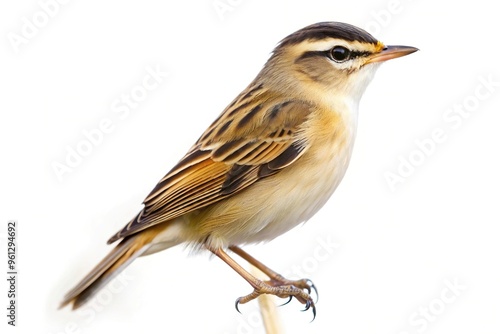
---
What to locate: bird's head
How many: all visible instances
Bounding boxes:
[261,22,418,107]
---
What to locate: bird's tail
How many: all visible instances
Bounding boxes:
[60,223,181,310]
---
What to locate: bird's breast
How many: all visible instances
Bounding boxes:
[280,105,357,225]
[230,106,357,244]
[186,106,358,249]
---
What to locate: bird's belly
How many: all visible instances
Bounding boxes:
[189,129,355,249]
[246,136,354,243]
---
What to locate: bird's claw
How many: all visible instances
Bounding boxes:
[300,297,316,321]
[303,299,311,311]
[306,279,319,303]
[234,297,242,314]
[278,295,293,307]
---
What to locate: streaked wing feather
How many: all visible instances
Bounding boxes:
[108,92,313,244]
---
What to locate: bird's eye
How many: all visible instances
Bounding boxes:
[330,46,351,62]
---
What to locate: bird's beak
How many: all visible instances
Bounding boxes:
[366,45,419,64]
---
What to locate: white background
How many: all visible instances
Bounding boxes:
[1,0,499,333]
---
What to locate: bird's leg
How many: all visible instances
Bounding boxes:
[211,247,316,319]
[229,245,317,299]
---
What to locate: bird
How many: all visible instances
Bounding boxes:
[60,21,417,318]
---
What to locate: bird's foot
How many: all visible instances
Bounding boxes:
[267,275,318,301]
[235,277,316,320]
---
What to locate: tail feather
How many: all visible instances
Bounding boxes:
[60,235,151,309]
[60,220,183,310]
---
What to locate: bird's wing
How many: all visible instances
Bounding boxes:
[108,90,314,243]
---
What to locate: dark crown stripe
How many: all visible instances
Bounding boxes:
[277,22,378,49]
